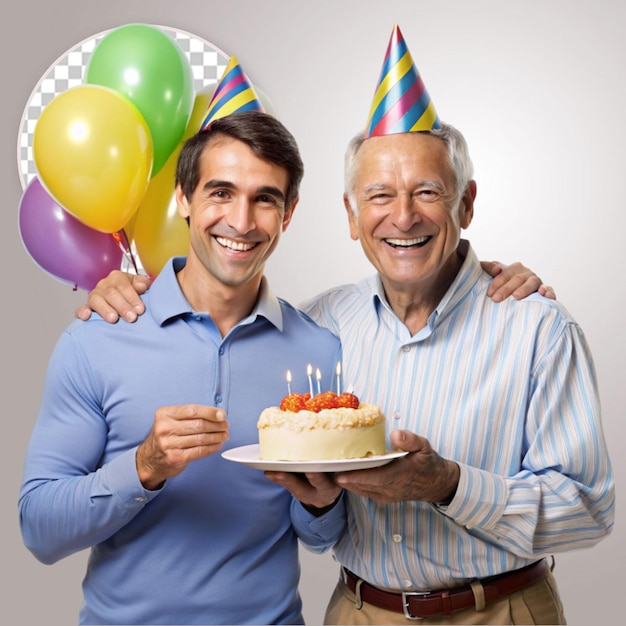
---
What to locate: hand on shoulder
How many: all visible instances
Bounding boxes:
[75,271,151,323]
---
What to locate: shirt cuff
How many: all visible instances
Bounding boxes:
[293,491,346,543]
[435,463,507,530]
[103,446,165,510]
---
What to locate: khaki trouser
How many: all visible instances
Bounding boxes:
[324,569,566,625]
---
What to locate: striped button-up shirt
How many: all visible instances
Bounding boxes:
[300,240,614,591]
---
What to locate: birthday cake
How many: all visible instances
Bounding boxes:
[257,391,386,461]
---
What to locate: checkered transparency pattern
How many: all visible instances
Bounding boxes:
[17,26,229,189]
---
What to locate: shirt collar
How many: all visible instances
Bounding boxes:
[148,257,284,331]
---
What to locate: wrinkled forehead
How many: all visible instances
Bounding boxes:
[354,133,453,186]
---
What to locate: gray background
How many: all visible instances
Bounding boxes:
[2,1,623,624]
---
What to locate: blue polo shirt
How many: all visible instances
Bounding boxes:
[19,257,344,625]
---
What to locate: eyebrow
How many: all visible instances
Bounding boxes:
[363,183,388,194]
[203,179,286,203]
[363,180,446,194]
[416,179,447,193]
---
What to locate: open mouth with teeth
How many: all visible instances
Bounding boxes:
[384,235,432,249]
[215,236,258,252]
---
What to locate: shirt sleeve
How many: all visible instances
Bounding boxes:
[289,492,347,553]
[18,330,162,565]
[438,321,615,558]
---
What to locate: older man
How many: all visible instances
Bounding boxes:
[288,25,613,622]
[275,122,613,625]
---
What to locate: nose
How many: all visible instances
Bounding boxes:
[390,192,421,231]
[227,198,256,234]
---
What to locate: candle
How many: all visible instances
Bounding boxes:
[335,361,341,395]
[306,364,314,397]
[286,370,292,395]
[316,368,322,395]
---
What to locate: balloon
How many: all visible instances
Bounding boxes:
[18,178,124,291]
[132,143,189,277]
[33,84,153,233]
[85,23,194,176]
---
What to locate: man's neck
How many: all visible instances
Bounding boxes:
[176,265,262,338]
[381,250,464,336]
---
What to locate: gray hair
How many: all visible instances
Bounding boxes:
[344,123,474,213]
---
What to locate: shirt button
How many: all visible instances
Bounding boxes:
[215,395,222,404]
[402,345,411,353]
[393,534,403,543]
[219,347,225,355]
[135,497,145,503]
[403,579,413,588]
[393,411,401,420]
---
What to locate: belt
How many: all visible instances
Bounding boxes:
[342,559,550,620]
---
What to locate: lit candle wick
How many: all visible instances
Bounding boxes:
[306,364,314,397]
[286,370,292,395]
[316,368,322,395]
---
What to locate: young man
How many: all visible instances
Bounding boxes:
[19,111,345,625]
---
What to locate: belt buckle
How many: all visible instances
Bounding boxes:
[402,590,431,620]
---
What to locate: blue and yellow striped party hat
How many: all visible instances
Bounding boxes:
[199,55,264,131]
[365,25,441,137]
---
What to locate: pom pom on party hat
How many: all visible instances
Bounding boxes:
[199,55,264,131]
[365,24,441,137]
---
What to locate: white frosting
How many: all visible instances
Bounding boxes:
[257,403,386,461]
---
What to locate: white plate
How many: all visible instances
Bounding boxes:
[221,444,408,472]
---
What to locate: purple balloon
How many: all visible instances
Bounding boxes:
[18,177,124,291]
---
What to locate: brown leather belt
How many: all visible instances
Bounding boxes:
[342,559,549,620]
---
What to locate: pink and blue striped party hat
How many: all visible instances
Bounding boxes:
[365,25,441,137]
[199,55,264,131]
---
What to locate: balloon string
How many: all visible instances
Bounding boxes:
[111,229,139,274]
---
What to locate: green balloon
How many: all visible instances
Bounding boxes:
[86,24,194,176]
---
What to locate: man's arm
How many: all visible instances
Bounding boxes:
[19,330,230,564]
[334,325,614,558]
[76,263,556,323]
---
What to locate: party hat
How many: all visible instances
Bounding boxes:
[198,55,264,131]
[365,24,441,137]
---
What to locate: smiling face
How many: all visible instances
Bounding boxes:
[177,135,295,303]
[345,132,475,305]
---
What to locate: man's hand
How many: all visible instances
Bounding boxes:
[136,404,229,490]
[75,271,151,323]
[264,470,343,511]
[481,261,556,302]
[334,430,459,505]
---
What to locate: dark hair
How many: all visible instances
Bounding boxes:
[175,111,304,209]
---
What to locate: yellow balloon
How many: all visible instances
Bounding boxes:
[132,143,189,277]
[33,84,153,233]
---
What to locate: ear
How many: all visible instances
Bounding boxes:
[281,198,299,232]
[343,194,360,241]
[460,180,477,229]
[176,184,190,220]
